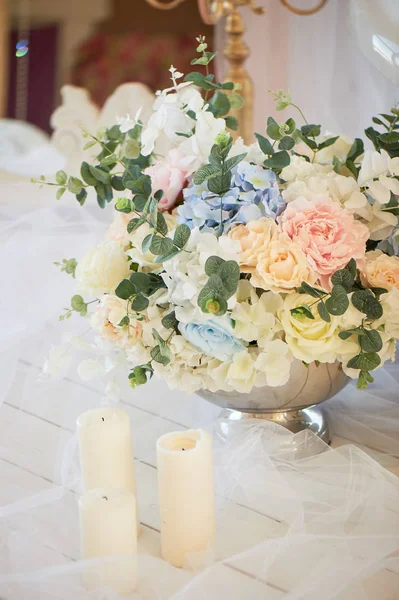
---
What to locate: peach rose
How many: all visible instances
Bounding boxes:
[251,236,317,292]
[145,148,189,212]
[228,218,279,272]
[279,197,369,288]
[91,295,142,349]
[362,250,399,291]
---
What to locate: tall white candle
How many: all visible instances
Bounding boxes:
[77,407,138,526]
[157,429,215,569]
[79,488,138,594]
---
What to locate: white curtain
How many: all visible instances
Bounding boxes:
[216,0,399,138]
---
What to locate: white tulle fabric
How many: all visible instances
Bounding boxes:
[0,196,398,599]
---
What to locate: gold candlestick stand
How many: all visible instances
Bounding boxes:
[145,0,328,143]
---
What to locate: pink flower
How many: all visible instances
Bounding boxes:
[279,197,369,288]
[145,149,189,212]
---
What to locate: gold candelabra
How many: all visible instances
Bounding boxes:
[144,0,328,143]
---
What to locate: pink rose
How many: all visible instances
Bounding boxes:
[279,197,369,288]
[145,149,188,212]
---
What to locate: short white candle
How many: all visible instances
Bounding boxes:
[157,429,215,569]
[77,407,139,527]
[79,488,138,594]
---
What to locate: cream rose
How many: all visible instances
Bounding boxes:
[278,293,344,363]
[76,240,130,297]
[374,289,399,339]
[228,218,279,272]
[251,236,317,293]
[362,250,399,291]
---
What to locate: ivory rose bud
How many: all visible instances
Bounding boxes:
[91,295,142,349]
[278,293,345,363]
[279,197,369,288]
[362,250,399,291]
[76,240,130,297]
[251,236,317,293]
[145,148,189,211]
[228,218,279,272]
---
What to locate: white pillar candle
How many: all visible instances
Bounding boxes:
[79,488,137,594]
[77,407,139,526]
[157,429,215,569]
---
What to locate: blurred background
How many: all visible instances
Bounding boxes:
[0,0,398,174]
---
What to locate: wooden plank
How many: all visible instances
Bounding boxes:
[15,359,221,429]
[0,459,285,598]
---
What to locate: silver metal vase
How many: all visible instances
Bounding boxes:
[197,360,349,445]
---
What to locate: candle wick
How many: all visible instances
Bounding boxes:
[182,448,185,451]
[101,417,105,422]
[103,496,108,501]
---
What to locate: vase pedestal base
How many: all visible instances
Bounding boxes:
[218,405,330,446]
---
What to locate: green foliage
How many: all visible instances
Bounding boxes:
[55,170,67,186]
[291,305,315,321]
[294,258,385,389]
[150,329,171,365]
[54,258,77,278]
[129,363,154,388]
[115,272,166,312]
[162,311,179,331]
[59,294,93,321]
[198,257,241,316]
[365,109,399,158]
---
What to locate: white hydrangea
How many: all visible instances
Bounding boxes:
[254,339,292,387]
[358,149,399,187]
[281,156,368,214]
[231,289,283,346]
[161,228,241,323]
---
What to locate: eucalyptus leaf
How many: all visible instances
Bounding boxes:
[81,162,98,186]
[162,311,179,330]
[317,301,331,322]
[205,256,225,276]
[359,329,383,353]
[156,212,168,236]
[219,260,240,297]
[71,295,85,311]
[224,153,247,172]
[325,285,349,315]
[131,293,149,312]
[173,224,191,249]
[225,116,238,131]
[67,177,83,194]
[298,282,325,298]
[347,352,381,371]
[331,268,354,289]
[129,272,151,295]
[88,165,110,185]
[301,124,321,137]
[278,136,295,151]
[56,170,68,186]
[255,133,273,155]
[111,175,125,191]
[115,279,136,300]
[193,164,221,185]
[264,151,290,171]
[150,236,174,256]
[127,217,145,233]
[290,305,315,320]
[150,345,170,365]
[76,188,87,205]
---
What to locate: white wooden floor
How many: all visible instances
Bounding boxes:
[1,351,399,599]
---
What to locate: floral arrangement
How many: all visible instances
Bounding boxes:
[41,38,399,394]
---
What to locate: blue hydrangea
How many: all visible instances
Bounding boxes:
[177,161,286,234]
